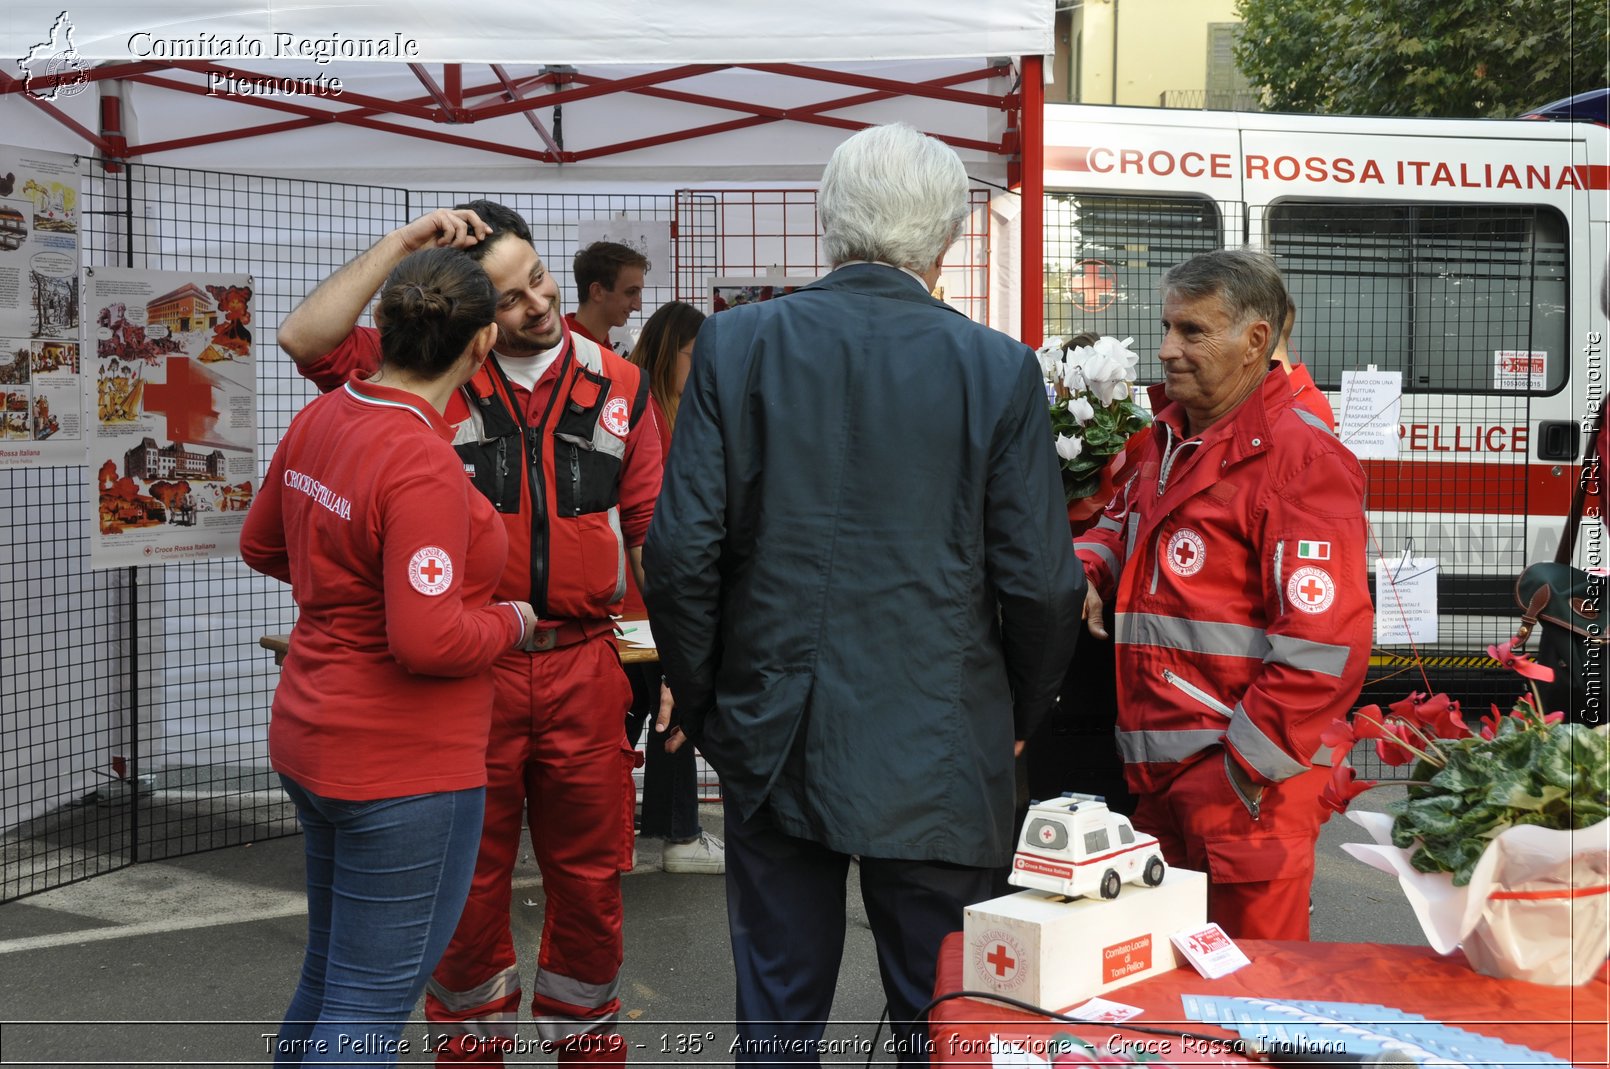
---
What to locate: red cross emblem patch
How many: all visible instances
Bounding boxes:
[1166,528,1207,577]
[601,396,630,439]
[408,546,454,596]
[1286,566,1335,615]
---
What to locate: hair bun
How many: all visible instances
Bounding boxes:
[394,283,454,322]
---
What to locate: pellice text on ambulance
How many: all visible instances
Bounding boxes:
[1043,103,1607,703]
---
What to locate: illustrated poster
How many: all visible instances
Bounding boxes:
[84,267,258,568]
[575,218,672,290]
[0,144,83,467]
[710,275,817,313]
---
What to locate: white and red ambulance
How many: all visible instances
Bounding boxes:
[1041,102,1609,707]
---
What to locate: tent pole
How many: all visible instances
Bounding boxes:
[1019,54,1044,348]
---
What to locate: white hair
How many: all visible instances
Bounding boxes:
[819,123,969,273]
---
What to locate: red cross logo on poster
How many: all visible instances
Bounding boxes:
[1166,528,1207,577]
[408,546,454,596]
[1285,566,1335,614]
[141,357,220,446]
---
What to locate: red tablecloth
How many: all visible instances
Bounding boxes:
[930,933,1608,1066]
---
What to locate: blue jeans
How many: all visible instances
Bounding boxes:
[274,775,484,1066]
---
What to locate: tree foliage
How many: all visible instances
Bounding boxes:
[1234,0,1609,117]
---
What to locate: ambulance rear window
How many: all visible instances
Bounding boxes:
[1265,202,1568,396]
[1044,192,1221,376]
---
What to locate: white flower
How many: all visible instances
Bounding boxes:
[1035,340,1065,383]
[1067,396,1095,424]
[1094,335,1139,378]
[1055,432,1084,461]
[1066,335,1139,407]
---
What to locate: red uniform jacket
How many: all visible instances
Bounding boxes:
[241,378,522,799]
[1074,370,1372,793]
[299,322,660,622]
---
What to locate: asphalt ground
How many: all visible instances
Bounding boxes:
[0,793,1425,1068]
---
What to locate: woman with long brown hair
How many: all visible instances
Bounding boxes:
[618,300,723,872]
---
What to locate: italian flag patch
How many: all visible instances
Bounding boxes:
[1297,540,1331,561]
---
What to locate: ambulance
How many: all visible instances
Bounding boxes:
[1009,793,1167,900]
[1041,101,1609,706]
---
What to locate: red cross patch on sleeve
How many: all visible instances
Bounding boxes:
[408,546,454,596]
[1286,566,1335,614]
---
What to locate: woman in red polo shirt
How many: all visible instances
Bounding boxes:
[242,247,535,1065]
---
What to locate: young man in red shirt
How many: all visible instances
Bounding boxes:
[565,241,647,354]
[277,204,660,1067]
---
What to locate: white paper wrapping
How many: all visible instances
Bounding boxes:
[1343,812,1610,985]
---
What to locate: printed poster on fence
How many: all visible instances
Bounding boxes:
[0,144,84,467]
[84,267,258,568]
[574,218,672,291]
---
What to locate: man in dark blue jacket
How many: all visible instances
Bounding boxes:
[643,122,1083,1064]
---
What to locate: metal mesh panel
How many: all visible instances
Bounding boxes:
[2,160,405,901]
[673,187,994,322]
[5,174,1002,900]
[1267,201,1568,722]
[1042,191,1226,360]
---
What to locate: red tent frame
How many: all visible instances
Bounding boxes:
[0,56,1046,343]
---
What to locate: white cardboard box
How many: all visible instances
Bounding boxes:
[961,867,1207,1011]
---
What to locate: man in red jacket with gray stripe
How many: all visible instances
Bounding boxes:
[1075,249,1371,941]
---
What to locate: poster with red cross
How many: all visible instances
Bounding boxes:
[84,267,257,568]
[0,143,85,468]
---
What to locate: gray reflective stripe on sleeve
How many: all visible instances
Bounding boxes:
[1226,704,1309,782]
[1095,515,1123,533]
[1074,541,1119,578]
[1293,408,1334,436]
[426,965,520,1013]
[1265,634,1352,678]
[534,967,621,1012]
[1125,512,1141,557]
[1116,728,1223,765]
[535,1012,620,1044]
[1114,613,1269,660]
[1310,743,1336,767]
[608,505,626,603]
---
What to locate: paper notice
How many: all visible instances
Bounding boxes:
[1337,370,1401,461]
[1374,557,1439,645]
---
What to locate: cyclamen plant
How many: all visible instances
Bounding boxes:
[1321,642,1609,886]
[1035,335,1152,503]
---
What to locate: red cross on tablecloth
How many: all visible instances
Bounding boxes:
[140,357,218,446]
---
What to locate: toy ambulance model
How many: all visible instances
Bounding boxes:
[1008,793,1166,900]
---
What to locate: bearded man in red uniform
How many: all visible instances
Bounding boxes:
[1074,249,1371,941]
[277,202,660,1066]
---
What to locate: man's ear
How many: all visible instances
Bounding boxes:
[1246,320,1272,365]
[587,280,606,306]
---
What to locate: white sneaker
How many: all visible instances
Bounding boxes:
[661,830,725,874]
